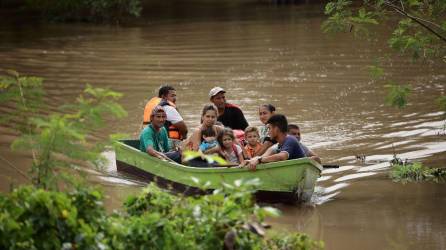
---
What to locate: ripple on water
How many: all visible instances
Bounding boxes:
[322,165,356,174]
[334,172,377,182]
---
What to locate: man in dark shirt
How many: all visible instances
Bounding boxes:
[209,87,249,131]
[242,114,305,170]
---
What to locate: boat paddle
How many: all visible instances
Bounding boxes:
[322,164,340,169]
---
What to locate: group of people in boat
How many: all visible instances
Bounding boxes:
[139,85,320,170]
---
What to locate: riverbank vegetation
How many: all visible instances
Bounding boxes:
[390,162,446,183]
[0,71,323,249]
[0,0,142,22]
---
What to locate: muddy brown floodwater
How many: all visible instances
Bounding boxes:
[1,2,445,249]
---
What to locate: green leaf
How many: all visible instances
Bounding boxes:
[368,65,384,80]
[436,96,446,112]
[385,83,411,109]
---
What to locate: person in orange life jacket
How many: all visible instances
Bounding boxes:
[209,87,249,131]
[139,105,181,163]
[241,114,305,171]
[143,85,188,140]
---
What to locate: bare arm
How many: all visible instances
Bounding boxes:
[187,127,201,151]
[261,145,276,157]
[307,149,321,164]
[237,151,245,165]
[255,141,273,156]
[203,145,221,154]
[243,152,288,171]
[146,147,169,161]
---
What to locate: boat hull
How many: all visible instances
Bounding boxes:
[115,140,322,203]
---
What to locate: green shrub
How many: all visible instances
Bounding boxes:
[391,162,446,183]
[24,0,142,22]
[0,182,323,249]
[0,186,107,250]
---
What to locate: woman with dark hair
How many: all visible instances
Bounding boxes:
[255,104,276,156]
[183,104,223,152]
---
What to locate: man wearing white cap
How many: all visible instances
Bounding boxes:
[209,87,249,131]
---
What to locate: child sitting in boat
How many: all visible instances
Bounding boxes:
[244,126,262,159]
[217,128,244,165]
[199,127,218,153]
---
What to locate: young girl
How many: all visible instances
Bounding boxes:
[244,126,262,159]
[217,128,244,165]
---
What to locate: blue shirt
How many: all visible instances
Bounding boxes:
[199,140,218,152]
[278,135,305,160]
[139,124,170,153]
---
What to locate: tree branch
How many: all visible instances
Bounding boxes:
[383,1,446,43]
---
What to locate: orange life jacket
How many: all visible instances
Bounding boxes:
[142,97,182,140]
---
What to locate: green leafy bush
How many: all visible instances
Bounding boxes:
[0,182,324,250]
[385,83,411,109]
[0,186,107,250]
[24,0,142,22]
[391,162,446,183]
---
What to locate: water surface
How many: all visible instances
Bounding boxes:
[1,3,445,249]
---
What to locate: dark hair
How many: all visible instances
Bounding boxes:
[267,114,288,133]
[260,104,276,113]
[217,128,235,147]
[201,127,216,138]
[200,104,218,124]
[158,85,175,98]
[288,124,300,131]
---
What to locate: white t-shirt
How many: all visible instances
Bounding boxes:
[163,105,183,124]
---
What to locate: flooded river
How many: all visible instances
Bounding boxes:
[1,2,445,249]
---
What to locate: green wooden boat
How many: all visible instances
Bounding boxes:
[115,139,322,203]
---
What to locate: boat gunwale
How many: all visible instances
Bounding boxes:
[117,140,323,173]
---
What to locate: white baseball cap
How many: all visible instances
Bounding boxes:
[209,86,226,98]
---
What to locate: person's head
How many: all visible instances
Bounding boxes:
[217,128,235,149]
[150,105,167,129]
[244,126,260,146]
[201,127,217,142]
[267,114,288,140]
[209,87,226,109]
[201,104,218,127]
[158,85,177,104]
[288,124,301,141]
[259,104,276,124]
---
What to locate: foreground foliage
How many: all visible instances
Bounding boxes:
[0,182,324,250]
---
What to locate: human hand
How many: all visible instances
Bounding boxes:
[245,157,259,171]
